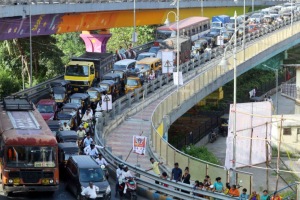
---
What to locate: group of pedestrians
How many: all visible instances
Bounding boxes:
[146,158,283,200]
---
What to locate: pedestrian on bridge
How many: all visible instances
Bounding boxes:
[146,157,163,184]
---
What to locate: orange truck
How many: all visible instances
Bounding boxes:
[0,97,59,195]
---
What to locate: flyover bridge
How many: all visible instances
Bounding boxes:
[11,7,300,199]
[98,14,300,198]
[0,0,284,42]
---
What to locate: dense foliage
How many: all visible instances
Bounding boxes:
[182,145,220,165]
[0,26,156,98]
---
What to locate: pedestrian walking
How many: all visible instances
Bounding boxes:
[261,190,270,200]
[146,157,163,184]
[171,162,182,183]
[181,167,190,193]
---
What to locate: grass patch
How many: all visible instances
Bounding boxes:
[182,145,220,165]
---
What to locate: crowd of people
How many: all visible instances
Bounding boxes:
[146,158,282,200]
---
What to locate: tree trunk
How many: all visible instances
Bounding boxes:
[15,39,31,86]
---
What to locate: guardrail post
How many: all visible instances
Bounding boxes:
[159,76,163,89]
[143,85,148,98]
[111,103,116,119]
[135,164,141,178]
[117,100,121,115]
[134,89,139,102]
[127,93,132,107]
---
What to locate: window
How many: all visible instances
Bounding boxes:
[283,128,291,135]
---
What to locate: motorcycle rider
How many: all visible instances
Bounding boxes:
[119,165,133,194]
[95,153,108,166]
[82,109,93,122]
[115,163,124,197]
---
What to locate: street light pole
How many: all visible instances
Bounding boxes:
[29,3,33,87]
[263,64,279,114]
[243,0,245,61]
[201,0,203,16]
[133,0,137,44]
[232,10,237,185]
[176,0,179,91]
[252,0,254,12]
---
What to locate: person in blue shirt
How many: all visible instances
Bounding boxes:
[238,188,249,200]
[212,177,224,193]
[171,162,182,182]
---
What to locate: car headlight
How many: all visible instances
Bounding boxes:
[106,185,111,194]
[49,179,54,184]
[8,179,13,184]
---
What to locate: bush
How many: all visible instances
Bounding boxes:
[182,145,220,165]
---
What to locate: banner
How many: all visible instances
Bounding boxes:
[133,135,147,155]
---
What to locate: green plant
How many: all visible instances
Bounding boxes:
[182,145,220,165]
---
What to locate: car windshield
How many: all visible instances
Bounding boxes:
[99,84,109,91]
[136,64,150,71]
[113,64,127,70]
[79,168,104,182]
[6,146,56,168]
[70,98,81,105]
[54,93,65,101]
[127,79,139,86]
[37,105,54,113]
[87,91,98,99]
[65,65,89,76]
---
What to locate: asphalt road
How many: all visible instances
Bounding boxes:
[0,179,147,200]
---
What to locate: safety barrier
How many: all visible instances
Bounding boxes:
[151,10,300,195]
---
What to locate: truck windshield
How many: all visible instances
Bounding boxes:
[66,65,89,77]
[6,146,56,168]
[212,22,221,28]
[37,105,54,113]
[79,168,104,182]
[156,30,173,41]
[113,64,127,71]
[127,79,139,86]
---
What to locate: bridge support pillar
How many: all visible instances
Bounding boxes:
[80,30,112,53]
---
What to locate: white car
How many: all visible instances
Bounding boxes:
[136,52,156,61]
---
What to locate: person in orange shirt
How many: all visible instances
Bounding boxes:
[271,192,282,200]
[228,184,240,197]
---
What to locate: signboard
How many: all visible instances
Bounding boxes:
[217,36,224,46]
[173,72,183,86]
[101,95,112,111]
[161,50,175,74]
[133,135,147,155]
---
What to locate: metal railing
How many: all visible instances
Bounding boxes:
[0,0,285,6]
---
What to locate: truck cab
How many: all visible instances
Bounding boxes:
[64,52,113,93]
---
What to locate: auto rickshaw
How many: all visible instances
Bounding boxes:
[112,70,127,95]
[50,79,71,95]
[99,80,119,101]
[125,76,142,94]
[51,86,68,108]
[58,142,79,177]
[47,120,62,136]
[87,87,106,111]
[102,73,122,95]
[192,38,208,55]
[56,130,78,143]
[57,103,81,130]
[69,93,90,115]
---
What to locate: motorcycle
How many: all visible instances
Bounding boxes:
[81,119,95,136]
[118,177,137,200]
[209,129,218,143]
[100,164,109,180]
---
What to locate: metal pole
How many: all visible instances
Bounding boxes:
[176,0,180,91]
[133,0,136,43]
[232,10,237,185]
[276,69,278,114]
[29,3,33,87]
[201,0,203,17]
[243,0,245,61]
[291,4,293,34]
[252,0,254,12]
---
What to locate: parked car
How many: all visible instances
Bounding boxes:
[36,99,57,121]
[65,155,111,200]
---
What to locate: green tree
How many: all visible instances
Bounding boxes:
[106,25,156,52]
[0,69,21,99]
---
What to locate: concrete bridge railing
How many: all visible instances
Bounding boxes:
[151,13,300,193]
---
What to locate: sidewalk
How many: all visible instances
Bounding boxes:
[196,93,299,193]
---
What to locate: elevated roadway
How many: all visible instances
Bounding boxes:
[0,0,284,41]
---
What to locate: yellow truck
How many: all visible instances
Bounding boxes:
[64,52,113,93]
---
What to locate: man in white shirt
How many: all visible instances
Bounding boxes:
[119,166,133,194]
[81,182,99,200]
[62,122,70,131]
[83,134,93,148]
[82,110,93,122]
[84,143,104,155]
[95,154,108,166]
